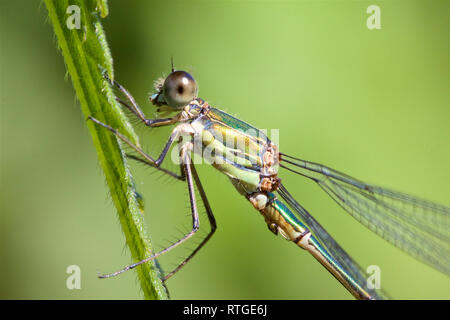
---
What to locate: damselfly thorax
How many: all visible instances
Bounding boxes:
[157,97,281,194]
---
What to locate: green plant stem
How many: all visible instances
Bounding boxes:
[44,0,168,299]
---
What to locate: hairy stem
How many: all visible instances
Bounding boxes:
[44,0,168,299]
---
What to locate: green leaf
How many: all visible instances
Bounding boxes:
[44,0,168,299]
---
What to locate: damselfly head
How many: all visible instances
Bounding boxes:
[150,70,198,113]
[162,71,198,109]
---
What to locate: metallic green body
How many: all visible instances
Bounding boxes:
[186,101,374,299]
[191,105,276,195]
[264,193,373,299]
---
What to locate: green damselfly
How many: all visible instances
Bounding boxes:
[90,67,450,300]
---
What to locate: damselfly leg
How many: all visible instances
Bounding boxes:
[89,77,217,281]
[104,71,179,128]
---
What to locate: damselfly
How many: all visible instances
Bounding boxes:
[89,67,450,300]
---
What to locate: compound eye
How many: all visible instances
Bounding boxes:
[163,71,198,108]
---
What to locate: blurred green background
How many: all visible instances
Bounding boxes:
[1,0,449,299]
